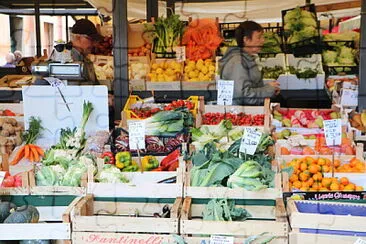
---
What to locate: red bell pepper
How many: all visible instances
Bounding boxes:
[160,150,180,171]
[3,109,16,116]
[101,152,115,165]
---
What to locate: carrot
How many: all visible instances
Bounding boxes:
[32,145,44,157]
[10,145,26,165]
[29,145,39,162]
[29,149,34,162]
[24,145,30,159]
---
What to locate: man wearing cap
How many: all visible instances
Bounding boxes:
[70,18,103,85]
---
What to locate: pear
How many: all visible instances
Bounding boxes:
[281,129,291,138]
[330,111,340,119]
[315,117,324,128]
[283,118,292,127]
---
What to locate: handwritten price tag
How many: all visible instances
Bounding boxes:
[128,120,145,150]
[44,77,65,88]
[240,127,262,155]
[210,235,234,244]
[354,238,366,244]
[174,46,186,62]
[217,80,234,105]
[323,119,342,146]
[0,171,6,185]
[341,88,358,107]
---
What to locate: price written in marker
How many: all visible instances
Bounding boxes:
[354,238,366,244]
[210,235,234,244]
[128,120,146,150]
[174,46,186,62]
[217,80,234,105]
[239,127,262,155]
[341,88,358,107]
[44,77,65,88]
[0,171,6,185]
[323,119,342,146]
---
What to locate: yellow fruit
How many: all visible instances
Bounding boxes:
[356,186,364,191]
[156,67,163,74]
[330,182,340,191]
[201,66,209,74]
[157,74,165,81]
[165,68,175,76]
[151,63,159,70]
[209,65,216,73]
[189,71,198,78]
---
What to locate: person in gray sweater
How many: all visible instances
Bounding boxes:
[220,21,280,105]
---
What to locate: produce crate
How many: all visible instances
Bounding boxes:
[128,56,150,91]
[88,54,114,82]
[0,194,81,242]
[258,54,287,81]
[0,154,29,195]
[289,232,364,244]
[184,165,282,199]
[323,65,359,76]
[287,199,366,243]
[71,194,182,243]
[181,80,217,90]
[87,156,185,198]
[199,97,271,133]
[145,58,183,90]
[28,170,87,196]
[181,197,288,243]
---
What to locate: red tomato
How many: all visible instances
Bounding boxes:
[14,174,23,187]
[2,175,15,187]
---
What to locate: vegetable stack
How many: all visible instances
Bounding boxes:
[11,117,44,165]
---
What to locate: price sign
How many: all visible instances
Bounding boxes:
[210,235,234,244]
[341,89,358,107]
[44,77,65,88]
[323,119,342,146]
[217,80,234,105]
[174,46,186,62]
[128,120,145,150]
[0,171,6,185]
[240,127,262,155]
[354,238,366,244]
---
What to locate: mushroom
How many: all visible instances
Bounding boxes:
[0,136,7,146]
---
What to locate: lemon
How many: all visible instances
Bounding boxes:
[189,71,198,78]
[157,74,165,81]
[151,63,159,70]
[156,67,163,74]
[209,65,216,73]
[165,68,175,76]
[201,66,208,74]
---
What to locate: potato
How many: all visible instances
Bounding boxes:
[0,118,4,127]
[0,135,7,145]
[2,123,14,135]
[0,130,9,137]
[15,134,22,146]
[4,118,17,126]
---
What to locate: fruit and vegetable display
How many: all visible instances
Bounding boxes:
[147,60,182,82]
[326,76,358,93]
[183,59,216,82]
[202,112,264,126]
[128,43,152,57]
[288,66,320,79]
[0,171,22,188]
[323,46,357,66]
[182,18,222,61]
[93,35,113,56]
[92,58,113,81]
[282,156,364,192]
[0,201,39,224]
[262,66,285,80]
[260,31,282,54]
[349,111,366,132]
[272,108,341,128]
[202,199,251,221]
[0,117,23,154]
[130,62,149,80]
[284,6,318,44]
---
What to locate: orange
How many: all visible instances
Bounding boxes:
[344,183,355,191]
[312,182,321,190]
[312,172,323,181]
[355,162,365,172]
[300,187,309,192]
[309,164,319,174]
[303,147,315,155]
[356,186,364,191]
[289,174,299,183]
[299,172,310,182]
[300,162,308,171]
[281,147,290,155]
[330,182,340,191]
[339,184,345,191]
[319,187,329,192]
[307,178,314,187]
[321,178,332,188]
[340,177,349,186]
[293,181,302,189]
[349,158,359,167]
[318,158,326,166]
[304,156,315,165]
[322,165,330,173]
[333,159,341,168]
[309,188,318,192]
[302,181,310,188]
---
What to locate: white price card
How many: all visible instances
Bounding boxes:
[128,120,145,150]
[354,238,366,244]
[43,77,65,88]
[239,127,262,155]
[174,46,186,62]
[0,171,6,186]
[217,80,234,105]
[323,119,342,146]
[341,88,358,107]
[210,235,234,244]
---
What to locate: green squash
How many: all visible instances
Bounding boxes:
[4,205,39,223]
[0,201,16,223]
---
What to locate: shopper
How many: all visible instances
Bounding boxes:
[219,21,280,105]
[2,53,16,68]
[70,18,103,85]
[13,50,23,65]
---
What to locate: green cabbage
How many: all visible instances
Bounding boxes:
[36,166,59,186]
[61,164,87,187]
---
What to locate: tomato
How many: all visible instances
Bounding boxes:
[14,174,22,187]
[1,175,15,187]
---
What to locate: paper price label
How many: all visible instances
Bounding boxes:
[217,80,234,105]
[44,77,65,88]
[210,235,234,244]
[0,171,6,185]
[323,119,342,146]
[354,238,366,244]
[128,120,145,150]
[174,46,186,62]
[240,127,262,155]
[341,88,358,107]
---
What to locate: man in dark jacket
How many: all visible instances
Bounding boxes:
[220,21,280,105]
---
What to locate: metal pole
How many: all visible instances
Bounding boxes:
[147,0,158,22]
[359,0,366,110]
[113,0,129,120]
[167,0,175,17]
[65,15,69,42]
[34,0,42,57]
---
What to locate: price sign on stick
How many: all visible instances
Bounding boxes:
[341,89,358,107]
[210,235,234,244]
[0,171,6,185]
[44,77,65,88]
[323,119,342,146]
[240,127,262,155]
[217,80,234,105]
[174,46,186,62]
[128,120,145,150]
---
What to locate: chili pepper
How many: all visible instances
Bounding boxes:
[101,152,115,165]
[141,155,159,171]
[115,151,132,169]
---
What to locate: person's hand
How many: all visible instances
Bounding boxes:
[267,81,280,88]
[275,87,281,95]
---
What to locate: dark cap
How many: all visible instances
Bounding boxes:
[71,19,103,41]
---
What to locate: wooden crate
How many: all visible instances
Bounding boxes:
[181,80,217,90]
[287,199,366,242]
[289,232,364,244]
[0,195,81,243]
[28,170,87,196]
[0,154,29,195]
[184,167,282,200]
[87,156,185,198]
[71,194,182,243]
[180,197,288,242]
[199,98,271,133]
